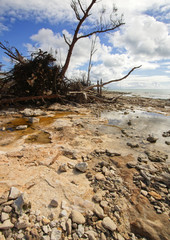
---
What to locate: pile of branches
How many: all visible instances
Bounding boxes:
[0,42,71,100]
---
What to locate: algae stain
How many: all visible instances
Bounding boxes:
[25,131,51,144]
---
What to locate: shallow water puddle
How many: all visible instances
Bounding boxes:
[0,111,75,148]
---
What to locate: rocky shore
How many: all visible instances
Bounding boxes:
[0,92,170,239]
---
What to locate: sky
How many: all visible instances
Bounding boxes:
[0,0,170,89]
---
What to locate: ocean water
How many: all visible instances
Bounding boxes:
[111,89,170,100]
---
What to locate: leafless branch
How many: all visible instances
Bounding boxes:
[85,65,142,91]
[63,34,71,46]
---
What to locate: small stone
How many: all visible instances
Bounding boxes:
[16,125,28,130]
[28,117,39,123]
[42,225,49,234]
[0,219,14,229]
[100,201,108,209]
[66,218,72,236]
[76,224,84,238]
[17,233,24,239]
[42,217,50,225]
[59,164,68,172]
[102,217,117,231]
[141,190,148,197]
[94,205,105,219]
[127,142,139,148]
[60,209,67,217]
[100,232,107,240]
[165,141,170,145]
[148,191,162,200]
[95,173,106,181]
[86,230,97,240]
[71,210,85,224]
[49,221,57,228]
[13,192,31,214]
[93,194,102,203]
[50,198,59,207]
[147,135,158,143]
[3,206,12,213]
[8,187,21,200]
[51,228,62,240]
[1,212,9,222]
[75,162,88,172]
[117,233,125,240]
[15,214,30,229]
[126,162,137,168]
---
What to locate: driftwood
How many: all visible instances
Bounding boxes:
[0,94,63,105]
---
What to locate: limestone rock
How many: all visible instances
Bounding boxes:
[94,204,105,219]
[102,217,117,231]
[0,219,14,230]
[1,212,9,222]
[8,187,21,200]
[51,228,62,240]
[16,125,28,130]
[71,210,85,224]
[75,162,88,173]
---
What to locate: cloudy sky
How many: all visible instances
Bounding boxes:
[0,0,170,89]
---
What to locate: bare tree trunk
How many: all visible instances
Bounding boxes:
[87,35,97,85]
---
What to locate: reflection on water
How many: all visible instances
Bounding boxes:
[101,109,170,161]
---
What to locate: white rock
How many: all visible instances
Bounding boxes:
[71,210,85,224]
[0,219,14,229]
[28,117,40,123]
[60,210,67,217]
[75,162,88,172]
[3,206,12,213]
[77,224,84,238]
[16,125,28,130]
[1,212,9,222]
[51,228,62,240]
[9,187,21,200]
[102,217,117,231]
[117,233,125,240]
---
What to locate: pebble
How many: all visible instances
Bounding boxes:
[94,204,105,219]
[51,228,62,240]
[16,125,28,130]
[50,198,59,207]
[8,187,21,200]
[148,191,162,200]
[60,209,67,217]
[102,217,117,231]
[0,219,14,230]
[3,206,12,213]
[1,212,9,222]
[71,210,85,224]
[77,224,84,237]
[59,164,68,172]
[75,162,88,172]
[66,218,72,236]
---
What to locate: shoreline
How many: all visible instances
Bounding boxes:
[0,94,170,239]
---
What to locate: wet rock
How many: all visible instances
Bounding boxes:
[16,125,28,130]
[21,108,45,117]
[71,210,85,224]
[75,162,88,173]
[0,219,14,230]
[165,141,170,145]
[145,150,168,162]
[8,187,21,200]
[147,135,158,143]
[28,117,39,123]
[162,130,170,137]
[102,217,117,231]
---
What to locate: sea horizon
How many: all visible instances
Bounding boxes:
[107,88,170,100]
